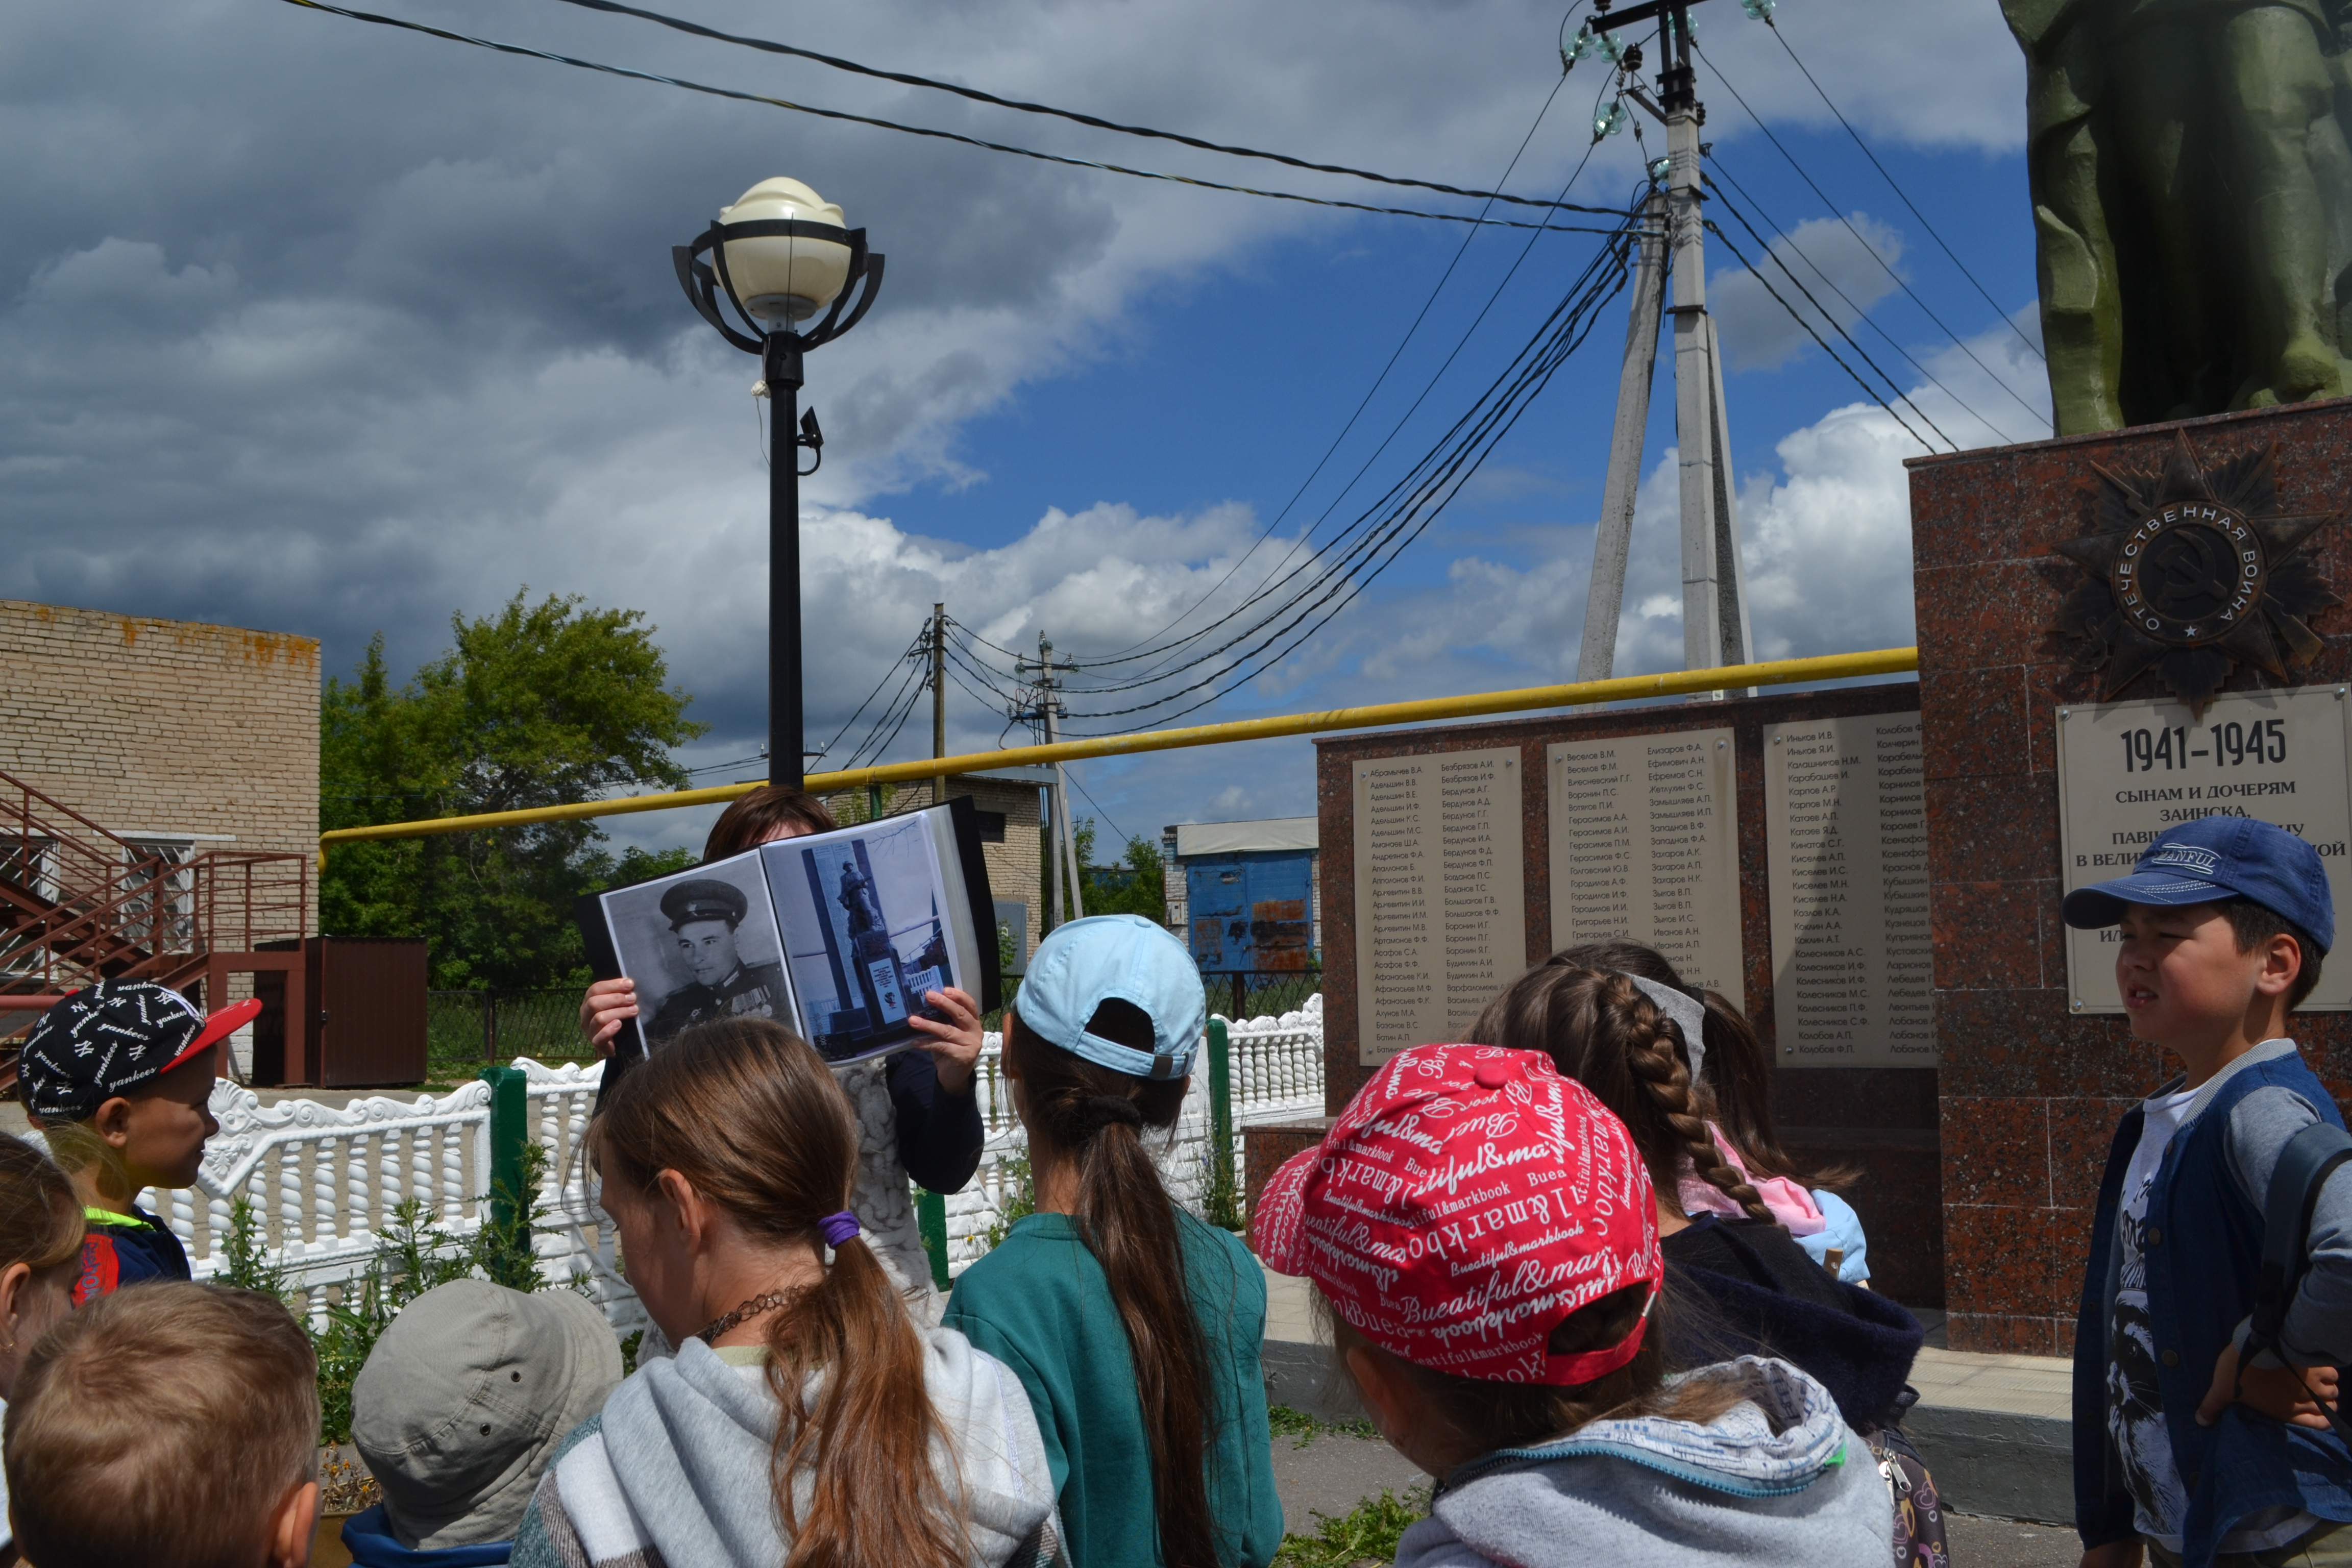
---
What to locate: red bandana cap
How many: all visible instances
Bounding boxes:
[1252,1043,1661,1386]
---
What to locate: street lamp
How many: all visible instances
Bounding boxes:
[674,177,885,789]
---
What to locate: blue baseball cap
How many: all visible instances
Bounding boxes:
[1014,914,1205,1080]
[2061,817,2335,952]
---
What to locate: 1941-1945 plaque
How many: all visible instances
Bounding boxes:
[2056,687,2352,1011]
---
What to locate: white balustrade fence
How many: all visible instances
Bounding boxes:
[44,995,1326,1329]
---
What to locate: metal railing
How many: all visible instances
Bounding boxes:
[317,648,1921,861]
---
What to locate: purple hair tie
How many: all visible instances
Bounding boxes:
[818,1211,862,1247]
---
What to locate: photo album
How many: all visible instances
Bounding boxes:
[578,797,1001,1070]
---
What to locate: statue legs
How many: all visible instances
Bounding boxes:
[2214,7,2346,408]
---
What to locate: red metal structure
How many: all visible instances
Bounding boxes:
[0,767,309,1086]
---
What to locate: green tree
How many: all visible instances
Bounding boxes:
[1081,823,1171,926]
[321,592,706,990]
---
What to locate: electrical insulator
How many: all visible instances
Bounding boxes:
[1742,0,1776,18]
[1594,101,1629,140]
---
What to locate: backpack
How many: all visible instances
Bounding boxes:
[2239,1118,2352,1445]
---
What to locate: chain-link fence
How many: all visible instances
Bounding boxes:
[427,990,594,1076]
[1199,970,1323,1021]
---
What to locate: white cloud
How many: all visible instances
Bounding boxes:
[1710,212,1906,373]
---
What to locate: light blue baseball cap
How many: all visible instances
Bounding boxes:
[1014,914,1206,1080]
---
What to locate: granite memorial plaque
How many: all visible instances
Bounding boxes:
[1764,714,1935,1066]
[1352,747,1526,1066]
[2056,687,2352,1011]
[1545,730,1744,1008]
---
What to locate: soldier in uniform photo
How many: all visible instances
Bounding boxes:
[644,877,789,1045]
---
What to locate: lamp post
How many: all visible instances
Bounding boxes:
[674,178,885,789]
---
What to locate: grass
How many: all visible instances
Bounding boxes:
[1269,1485,1431,1568]
[1266,1403,1380,1448]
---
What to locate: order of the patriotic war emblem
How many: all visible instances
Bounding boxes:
[2053,431,2341,718]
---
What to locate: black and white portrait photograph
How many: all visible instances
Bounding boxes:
[763,813,958,1064]
[599,849,794,1049]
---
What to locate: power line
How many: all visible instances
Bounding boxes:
[1049,155,1638,693]
[539,0,1626,217]
[1039,218,1635,729]
[1077,65,1596,663]
[1762,18,2045,365]
[1702,157,2016,446]
[1700,176,1961,449]
[1063,769,1132,855]
[1701,216,1938,453]
[1689,39,2053,434]
[279,0,1625,235]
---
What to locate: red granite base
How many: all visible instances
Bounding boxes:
[1910,397,2352,1352]
[1240,1118,1333,1240]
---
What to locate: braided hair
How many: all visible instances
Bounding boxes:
[1468,964,1772,1223]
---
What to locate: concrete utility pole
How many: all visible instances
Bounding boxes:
[931,603,947,811]
[1577,0,1755,694]
[1577,188,1668,682]
[1016,636,1085,929]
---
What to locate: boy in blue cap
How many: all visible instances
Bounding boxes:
[2063,817,2352,1568]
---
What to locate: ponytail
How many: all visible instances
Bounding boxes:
[1005,1003,1220,1568]
[1470,964,1774,1223]
[1548,940,1855,1192]
[590,1017,965,1568]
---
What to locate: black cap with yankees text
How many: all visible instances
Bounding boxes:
[19,981,259,1125]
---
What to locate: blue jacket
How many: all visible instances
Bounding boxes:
[341,1506,510,1566]
[2073,1046,2352,1566]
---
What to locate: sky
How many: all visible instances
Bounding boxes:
[0,0,2052,861]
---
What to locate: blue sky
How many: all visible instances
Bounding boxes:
[0,0,2051,860]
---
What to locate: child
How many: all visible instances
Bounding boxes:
[1553,939,1872,1282]
[6,1280,322,1568]
[345,1279,623,1565]
[943,914,1283,1568]
[2061,818,2352,1568]
[17,980,257,1301]
[514,1015,1060,1568]
[1251,1042,1890,1566]
[0,1140,84,1567]
[1469,964,1923,1439]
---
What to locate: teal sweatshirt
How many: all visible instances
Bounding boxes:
[944,1209,1283,1568]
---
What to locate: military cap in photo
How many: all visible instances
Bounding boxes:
[20,979,260,1125]
[660,877,748,930]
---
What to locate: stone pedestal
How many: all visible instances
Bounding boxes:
[1912,397,2352,1354]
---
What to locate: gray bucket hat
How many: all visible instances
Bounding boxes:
[352,1280,624,1549]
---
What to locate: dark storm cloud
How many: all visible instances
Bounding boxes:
[0,0,2023,775]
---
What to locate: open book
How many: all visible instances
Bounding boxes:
[580,798,1000,1069]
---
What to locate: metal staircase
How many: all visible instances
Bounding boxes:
[0,767,308,1083]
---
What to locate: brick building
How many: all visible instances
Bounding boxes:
[0,599,320,865]
[823,766,1048,972]
[0,599,321,1063]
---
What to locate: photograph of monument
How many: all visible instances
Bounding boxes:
[764,810,964,1063]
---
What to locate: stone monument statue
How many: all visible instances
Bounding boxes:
[2003,0,2352,433]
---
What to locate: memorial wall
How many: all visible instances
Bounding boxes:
[1316,683,1945,1305]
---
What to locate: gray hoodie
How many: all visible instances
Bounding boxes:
[512,1327,1061,1567]
[1393,1357,1892,1568]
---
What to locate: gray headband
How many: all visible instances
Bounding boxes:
[1622,973,1707,1087]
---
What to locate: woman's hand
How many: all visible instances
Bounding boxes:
[579,978,639,1058]
[908,986,984,1097]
